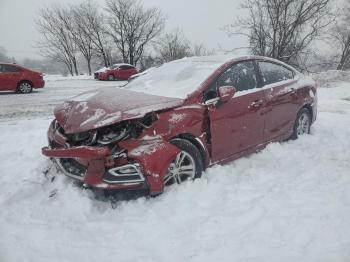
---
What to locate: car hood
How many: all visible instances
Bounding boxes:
[54,88,183,134]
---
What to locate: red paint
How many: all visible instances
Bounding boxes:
[42,56,317,195]
[0,63,45,92]
[94,64,138,81]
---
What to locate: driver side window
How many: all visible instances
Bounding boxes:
[204,60,258,101]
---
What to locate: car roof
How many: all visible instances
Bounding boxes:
[112,63,135,67]
[177,54,297,72]
[0,62,19,66]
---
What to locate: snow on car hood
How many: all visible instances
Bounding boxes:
[54,88,183,134]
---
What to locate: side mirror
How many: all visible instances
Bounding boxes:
[218,86,236,103]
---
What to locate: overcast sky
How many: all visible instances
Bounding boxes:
[0,0,247,60]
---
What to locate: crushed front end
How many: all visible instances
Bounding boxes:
[42,115,180,195]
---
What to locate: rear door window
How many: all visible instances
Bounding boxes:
[2,65,20,72]
[259,61,294,85]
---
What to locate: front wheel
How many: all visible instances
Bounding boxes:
[17,81,33,94]
[164,139,203,186]
[291,108,311,140]
[107,75,115,81]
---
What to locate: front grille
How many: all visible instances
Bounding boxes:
[56,158,87,180]
[94,73,99,79]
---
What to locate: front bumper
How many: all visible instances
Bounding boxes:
[42,120,180,194]
[34,79,45,88]
[42,146,148,191]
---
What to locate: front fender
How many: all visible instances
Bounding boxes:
[119,139,180,195]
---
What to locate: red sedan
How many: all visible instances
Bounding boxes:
[0,63,45,93]
[94,64,139,81]
[42,55,317,195]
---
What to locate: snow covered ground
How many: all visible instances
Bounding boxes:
[0,74,350,262]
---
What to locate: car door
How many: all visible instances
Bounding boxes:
[0,65,21,90]
[258,61,299,141]
[116,66,127,79]
[0,65,7,90]
[205,60,266,163]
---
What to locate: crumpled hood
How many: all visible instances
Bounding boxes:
[54,88,183,134]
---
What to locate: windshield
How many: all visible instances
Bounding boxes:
[124,57,227,99]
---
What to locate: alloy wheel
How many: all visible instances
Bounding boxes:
[296,112,310,136]
[164,151,196,186]
[19,82,32,93]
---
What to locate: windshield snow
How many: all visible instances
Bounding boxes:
[125,56,232,99]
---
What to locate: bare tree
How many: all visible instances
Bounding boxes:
[191,44,216,57]
[0,47,11,63]
[106,0,165,66]
[62,2,94,76]
[333,0,350,70]
[72,0,113,67]
[157,29,191,62]
[228,0,334,69]
[36,6,79,76]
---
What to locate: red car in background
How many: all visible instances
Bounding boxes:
[94,64,139,81]
[0,63,45,93]
[42,55,317,196]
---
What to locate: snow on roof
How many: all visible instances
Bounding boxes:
[125,55,251,99]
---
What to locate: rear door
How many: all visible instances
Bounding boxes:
[205,60,266,163]
[258,61,299,141]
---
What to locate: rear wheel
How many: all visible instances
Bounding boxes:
[17,81,33,94]
[107,75,114,81]
[164,139,203,186]
[291,108,311,139]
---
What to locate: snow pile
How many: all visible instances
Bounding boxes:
[44,74,94,81]
[0,75,350,261]
[313,70,350,88]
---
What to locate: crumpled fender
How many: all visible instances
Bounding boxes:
[119,138,180,194]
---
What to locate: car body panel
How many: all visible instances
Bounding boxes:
[208,90,266,163]
[0,63,44,91]
[54,88,183,134]
[43,55,317,195]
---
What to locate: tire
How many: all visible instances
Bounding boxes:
[17,81,33,94]
[164,139,203,187]
[290,108,311,140]
[107,75,114,81]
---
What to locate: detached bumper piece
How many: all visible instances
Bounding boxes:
[103,164,145,184]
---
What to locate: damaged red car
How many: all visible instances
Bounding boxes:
[42,55,317,195]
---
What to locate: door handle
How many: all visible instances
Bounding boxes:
[248,99,264,109]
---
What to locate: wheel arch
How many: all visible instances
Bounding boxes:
[17,79,33,88]
[301,104,313,120]
[172,133,209,169]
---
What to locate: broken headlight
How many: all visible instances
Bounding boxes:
[97,126,129,145]
[96,113,158,145]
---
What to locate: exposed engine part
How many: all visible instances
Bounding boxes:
[54,112,159,147]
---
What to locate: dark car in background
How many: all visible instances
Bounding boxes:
[94,64,139,81]
[0,63,45,93]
